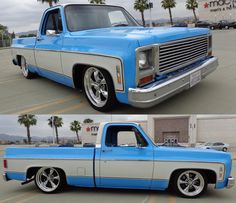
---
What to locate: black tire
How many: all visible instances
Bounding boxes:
[20,56,35,79]
[171,170,207,198]
[222,147,227,152]
[83,67,117,112]
[34,167,66,193]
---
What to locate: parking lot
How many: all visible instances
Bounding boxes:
[0,30,236,114]
[0,148,235,203]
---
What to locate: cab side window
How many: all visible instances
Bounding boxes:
[43,9,63,35]
[105,125,148,147]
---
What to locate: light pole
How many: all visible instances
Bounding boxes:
[148,1,153,27]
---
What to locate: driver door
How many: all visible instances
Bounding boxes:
[98,124,154,189]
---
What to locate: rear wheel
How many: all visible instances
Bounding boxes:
[20,56,35,79]
[172,170,207,198]
[35,167,65,193]
[83,67,117,112]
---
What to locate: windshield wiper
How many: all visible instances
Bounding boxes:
[112,23,129,27]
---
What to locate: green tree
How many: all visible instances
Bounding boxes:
[186,0,198,23]
[134,0,149,26]
[89,0,106,4]
[83,118,94,124]
[37,0,59,7]
[161,0,176,25]
[48,116,63,144]
[18,114,37,144]
[70,120,82,143]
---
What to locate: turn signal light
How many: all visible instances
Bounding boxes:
[139,75,153,86]
[3,160,7,169]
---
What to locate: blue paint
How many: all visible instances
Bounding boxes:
[11,4,211,106]
[28,65,74,88]
[4,123,232,191]
[6,172,26,181]
[67,176,94,187]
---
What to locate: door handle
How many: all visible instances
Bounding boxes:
[36,37,43,41]
[102,149,112,152]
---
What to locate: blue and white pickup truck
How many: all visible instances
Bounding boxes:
[3,122,234,198]
[11,4,218,111]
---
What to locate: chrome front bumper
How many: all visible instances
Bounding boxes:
[2,173,9,181]
[226,177,235,188]
[128,57,218,108]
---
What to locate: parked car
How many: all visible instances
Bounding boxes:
[198,142,229,152]
[11,4,218,112]
[3,122,235,198]
[195,21,219,30]
[172,22,188,27]
[217,20,236,29]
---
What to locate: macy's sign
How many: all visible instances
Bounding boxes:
[204,0,236,8]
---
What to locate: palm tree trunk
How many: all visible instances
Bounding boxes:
[76,131,80,143]
[193,8,197,23]
[55,127,59,144]
[141,11,145,27]
[49,1,53,7]
[168,7,173,25]
[26,126,31,144]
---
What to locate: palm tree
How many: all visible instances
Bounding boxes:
[134,0,149,26]
[161,0,176,25]
[48,116,63,144]
[18,114,37,144]
[83,118,94,124]
[186,0,198,23]
[70,120,82,143]
[89,0,106,4]
[37,0,59,7]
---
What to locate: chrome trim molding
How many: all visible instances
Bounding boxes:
[129,57,218,108]
[226,177,235,189]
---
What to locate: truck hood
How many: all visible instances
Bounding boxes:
[69,26,210,47]
[155,146,231,163]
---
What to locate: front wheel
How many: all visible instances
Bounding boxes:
[173,170,207,198]
[35,167,65,193]
[83,67,117,112]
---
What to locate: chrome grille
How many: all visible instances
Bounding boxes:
[158,36,208,74]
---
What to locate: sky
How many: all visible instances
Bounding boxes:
[0,0,197,33]
[0,115,147,138]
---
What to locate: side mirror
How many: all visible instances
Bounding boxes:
[46,30,57,36]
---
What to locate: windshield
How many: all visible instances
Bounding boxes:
[65,5,139,32]
[204,142,213,146]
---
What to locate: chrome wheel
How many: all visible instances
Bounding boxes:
[21,57,29,77]
[35,167,60,193]
[177,170,205,197]
[84,67,108,108]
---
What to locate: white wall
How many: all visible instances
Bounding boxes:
[198,0,236,21]
[197,117,236,148]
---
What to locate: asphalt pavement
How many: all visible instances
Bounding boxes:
[0,30,236,114]
[0,149,235,203]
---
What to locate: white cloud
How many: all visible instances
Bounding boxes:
[0,0,195,32]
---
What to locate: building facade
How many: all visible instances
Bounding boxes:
[198,0,236,21]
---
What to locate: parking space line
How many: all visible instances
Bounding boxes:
[0,192,29,203]
[15,95,79,114]
[0,78,24,85]
[15,194,38,203]
[146,194,156,203]
[52,102,85,114]
[168,196,176,203]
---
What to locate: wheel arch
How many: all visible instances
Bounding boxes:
[168,168,217,187]
[26,166,67,183]
[72,62,124,92]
